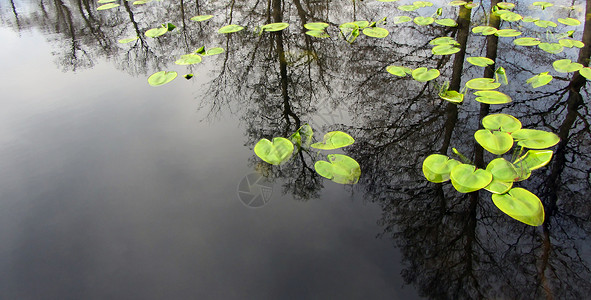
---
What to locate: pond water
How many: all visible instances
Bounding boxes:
[0,0,590,299]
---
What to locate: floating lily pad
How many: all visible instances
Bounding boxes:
[363,27,389,38]
[511,129,560,149]
[513,150,553,171]
[414,16,434,26]
[289,124,314,148]
[175,54,202,65]
[558,39,584,48]
[482,114,522,132]
[513,37,541,46]
[261,22,290,32]
[314,154,361,184]
[534,20,557,28]
[484,179,513,194]
[393,16,412,24]
[580,67,591,80]
[429,36,458,45]
[557,17,581,26]
[532,1,553,9]
[448,0,467,6]
[492,188,545,226]
[432,44,460,55]
[133,0,151,5]
[148,71,177,87]
[311,131,355,150]
[486,158,520,182]
[467,57,494,67]
[118,36,139,44]
[218,24,244,33]
[411,67,440,82]
[304,22,329,30]
[450,164,493,193]
[422,154,460,183]
[552,59,583,73]
[472,26,497,35]
[206,47,225,56]
[305,30,330,38]
[474,90,512,104]
[474,129,514,155]
[526,72,553,88]
[464,2,479,8]
[413,1,433,7]
[97,3,119,10]
[434,18,457,27]
[254,137,294,165]
[465,78,501,90]
[386,65,412,77]
[98,0,116,3]
[439,90,464,103]
[190,15,214,22]
[495,29,521,37]
[497,2,515,9]
[499,11,522,22]
[145,26,168,38]
[522,16,539,22]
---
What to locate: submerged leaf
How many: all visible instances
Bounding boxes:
[148,71,177,87]
[315,154,361,184]
[492,188,545,226]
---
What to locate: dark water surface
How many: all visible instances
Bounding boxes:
[1,0,590,299]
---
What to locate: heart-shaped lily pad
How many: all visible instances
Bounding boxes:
[474,90,512,104]
[218,24,244,34]
[439,90,464,103]
[474,129,514,155]
[261,22,290,32]
[491,188,545,226]
[254,137,294,165]
[190,15,214,22]
[511,129,560,149]
[414,16,434,25]
[434,18,458,27]
[484,178,513,194]
[363,27,389,38]
[422,154,460,183]
[580,67,591,80]
[412,67,440,82]
[538,43,563,54]
[495,29,521,37]
[304,22,329,30]
[557,17,581,26]
[482,114,522,132]
[558,39,584,48]
[526,72,553,88]
[466,78,501,90]
[306,30,330,38]
[513,37,541,46]
[145,27,168,38]
[467,57,495,67]
[386,65,412,77]
[513,150,553,171]
[553,59,583,73]
[311,131,354,150]
[118,36,139,44]
[472,26,497,35]
[175,54,202,65]
[429,37,458,45]
[314,154,361,184]
[535,20,557,28]
[450,164,493,193]
[486,158,520,182]
[432,44,461,55]
[148,71,178,87]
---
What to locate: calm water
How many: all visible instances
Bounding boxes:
[0,0,590,299]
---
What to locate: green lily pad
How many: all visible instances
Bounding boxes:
[439,90,464,103]
[304,22,329,30]
[118,36,139,44]
[450,164,493,193]
[557,17,581,26]
[467,57,495,67]
[393,16,412,24]
[522,16,540,22]
[580,67,591,80]
[513,150,553,171]
[386,65,412,77]
[145,27,168,38]
[133,0,151,5]
[261,22,290,32]
[486,158,520,182]
[526,72,553,88]
[148,71,178,87]
[558,39,584,48]
[534,20,557,28]
[472,26,497,35]
[513,37,541,46]
[190,15,214,22]
[484,178,513,194]
[552,59,583,73]
[511,129,560,149]
[422,154,460,183]
[98,0,116,3]
[474,129,514,155]
[305,30,330,38]
[352,21,370,28]
[491,188,545,226]
[495,29,521,37]
[311,131,355,150]
[434,18,458,27]
[289,124,314,148]
[482,113,522,132]
[411,67,440,82]
[429,36,459,45]
[465,78,501,90]
[448,0,467,6]
[532,1,553,9]
[314,154,361,184]
[363,27,389,38]
[474,90,511,104]
[499,11,522,22]
[495,67,508,85]
[432,44,460,55]
[254,137,294,165]
[175,54,202,65]
[218,24,244,34]
[206,47,225,56]
[414,17,434,26]
[464,2,479,8]
[496,2,515,9]
[97,3,119,10]
[413,1,433,7]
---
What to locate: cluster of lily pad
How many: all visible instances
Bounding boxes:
[423,114,559,226]
[254,125,361,185]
